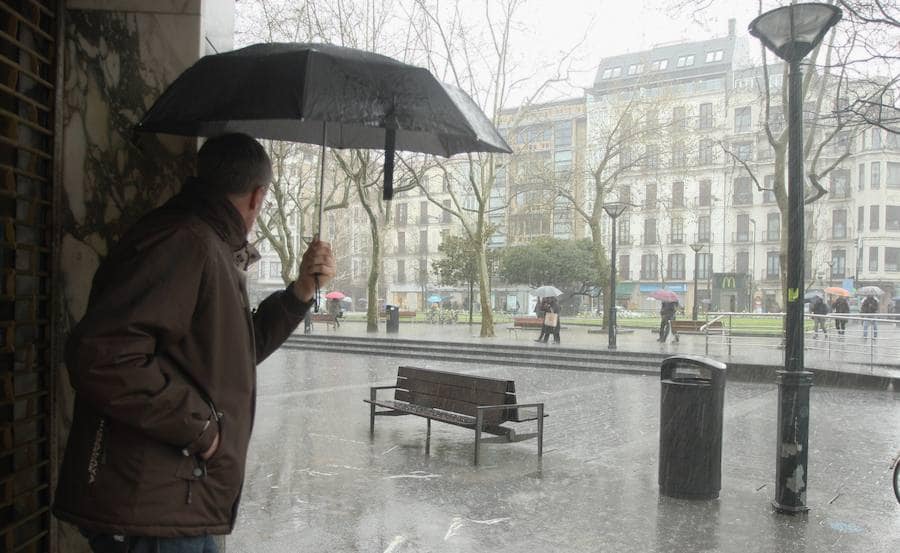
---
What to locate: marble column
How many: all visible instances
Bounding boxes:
[55,1,233,551]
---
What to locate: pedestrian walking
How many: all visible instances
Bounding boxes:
[540,296,561,344]
[831,296,849,335]
[53,134,336,552]
[811,296,829,338]
[534,297,547,342]
[861,294,879,339]
[657,300,679,343]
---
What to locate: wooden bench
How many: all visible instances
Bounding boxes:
[378,310,417,320]
[310,313,339,329]
[364,366,546,465]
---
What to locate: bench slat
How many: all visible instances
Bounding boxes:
[394,390,506,424]
[398,366,511,394]
[399,376,513,406]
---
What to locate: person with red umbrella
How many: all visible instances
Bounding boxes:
[651,289,680,343]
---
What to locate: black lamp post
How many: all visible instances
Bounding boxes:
[603,202,629,349]
[749,2,841,515]
[690,242,705,320]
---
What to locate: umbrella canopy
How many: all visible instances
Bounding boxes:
[649,289,679,302]
[857,285,884,296]
[824,286,850,297]
[339,296,353,303]
[324,291,346,300]
[804,290,824,302]
[532,285,562,297]
[427,295,444,303]
[136,42,512,201]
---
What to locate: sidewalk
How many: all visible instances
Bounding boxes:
[229,348,900,553]
[312,317,900,380]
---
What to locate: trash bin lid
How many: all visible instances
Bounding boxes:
[661,354,726,386]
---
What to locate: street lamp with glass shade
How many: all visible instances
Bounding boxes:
[749,2,841,515]
[689,242,705,321]
[602,201,629,350]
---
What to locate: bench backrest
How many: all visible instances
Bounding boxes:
[394,366,518,424]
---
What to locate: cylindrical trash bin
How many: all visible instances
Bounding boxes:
[386,305,400,333]
[658,354,727,499]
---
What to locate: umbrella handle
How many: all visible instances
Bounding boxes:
[383,129,396,201]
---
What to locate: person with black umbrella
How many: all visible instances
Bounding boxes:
[54,134,336,552]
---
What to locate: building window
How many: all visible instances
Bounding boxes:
[766,251,780,279]
[442,200,452,223]
[396,231,406,254]
[705,50,724,62]
[887,162,900,188]
[699,139,714,165]
[619,184,631,204]
[734,106,751,133]
[887,248,900,272]
[736,214,750,242]
[698,179,711,207]
[627,63,644,75]
[831,250,846,278]
[645,182,657,208]
[671,142,687,167]
[832,209,847,239]
[395,203,408,225]
[698,102,713,129]
[672,181,684,208]
[763,175,776,203]
[697,252,712,279]
[667,254,686,280]
[554,120,572,149]
[858,206,864,232]
[676,54,695,67]
[396,260,406,283]
[419,201,429,224]
[870,205,880,231]
[672,106,686,129]
[618,218,631,245]
[269,261,282,279]
[644,218,658,245]
[733,177,752,205]
[871,161,881,189]
[670,218,684,243]
[869,246,879,272]
[736,251,749,275]
[641,254,659,280]
[829,169,851,198]
[617,255,630,281]
[651,59,669,71]
[645,143,660,168]
[602,68,613,79]
[419,230,428,254]
[858,163,866,190]
[872,128,882,148]
[767,212,780,241]
[887,206,900,231]
[697,215,711,242]
[734,141,753,161]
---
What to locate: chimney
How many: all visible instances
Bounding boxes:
[728,18,736,37]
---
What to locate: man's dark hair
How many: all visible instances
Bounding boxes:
[197,133,272,195]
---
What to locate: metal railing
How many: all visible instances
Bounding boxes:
[700,311,900,367]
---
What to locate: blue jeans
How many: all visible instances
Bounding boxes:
[863,319,878,338]
[83,532,218,553]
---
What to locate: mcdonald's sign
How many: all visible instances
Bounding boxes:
[713,272,745,290]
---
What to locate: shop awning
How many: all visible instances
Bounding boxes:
[615,283,636,298]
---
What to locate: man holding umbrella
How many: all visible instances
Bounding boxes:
[54,134,336,552]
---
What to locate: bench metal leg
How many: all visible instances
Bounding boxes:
[474,410,483,466]
[425,418,431,455]
[369,389,377,435]
[537,404,544,458]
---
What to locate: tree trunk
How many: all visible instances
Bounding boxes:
[477,248,494,337]
[589,222,610,328]
[366,218,382,333]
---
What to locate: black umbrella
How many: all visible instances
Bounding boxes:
[136,42,512,228]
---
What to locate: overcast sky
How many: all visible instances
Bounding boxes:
[509,0,763,102]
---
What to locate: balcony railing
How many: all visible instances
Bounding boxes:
[668,233,684,245]
[617,234,635,246]
[732,232,751,243]
[694,233,711,243]
[642,234,659,246]
[761,230,780,242]
[640,271,659,280]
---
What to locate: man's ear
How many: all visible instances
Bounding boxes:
[249,185,267,211]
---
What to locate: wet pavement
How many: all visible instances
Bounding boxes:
[304,317,900,379]
[227,348,900,553]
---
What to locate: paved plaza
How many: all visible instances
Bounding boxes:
[227,348,899,553]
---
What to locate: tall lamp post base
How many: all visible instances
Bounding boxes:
[772,370,814,514]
